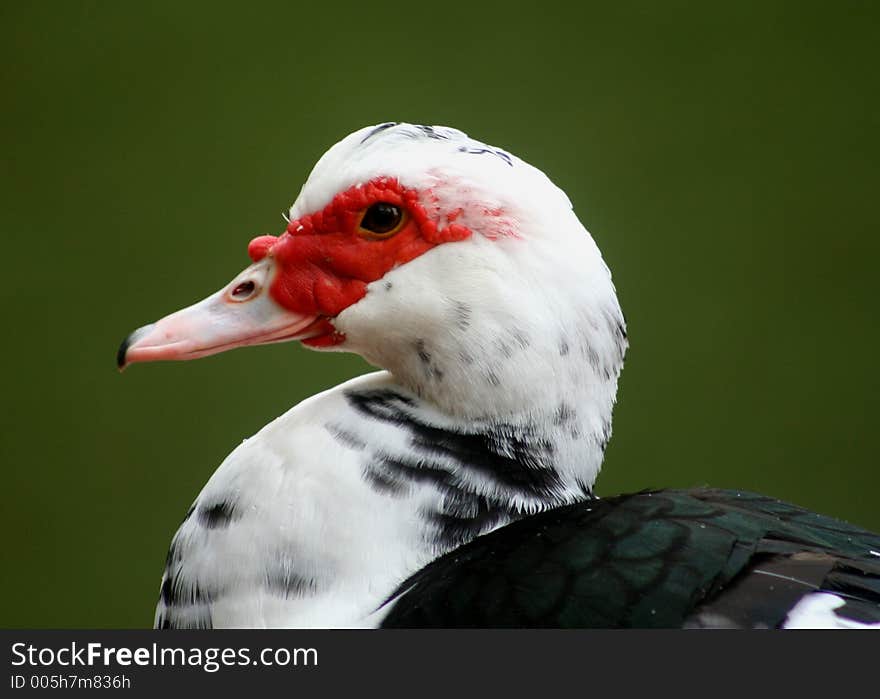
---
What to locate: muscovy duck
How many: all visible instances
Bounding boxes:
[118,123,880,629]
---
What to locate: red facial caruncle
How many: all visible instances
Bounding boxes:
[116,176,474,368]
[247,176,473,347]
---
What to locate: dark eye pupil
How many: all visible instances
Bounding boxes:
[361,202,402,234]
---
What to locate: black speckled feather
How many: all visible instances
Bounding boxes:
[380,488,880,628]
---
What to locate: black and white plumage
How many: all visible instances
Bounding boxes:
[118,123,880,629]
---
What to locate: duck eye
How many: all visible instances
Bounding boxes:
[358,202,406,238]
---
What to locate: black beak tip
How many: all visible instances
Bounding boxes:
[116,334,131,371]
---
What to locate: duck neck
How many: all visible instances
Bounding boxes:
[345,307,626,521]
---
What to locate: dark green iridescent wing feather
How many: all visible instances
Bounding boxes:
[380,488,880,628]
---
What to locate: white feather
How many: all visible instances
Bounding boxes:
[783,593,880,629]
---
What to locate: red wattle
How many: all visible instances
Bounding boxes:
[247,177,476,328]
[248,236,277,262]
[300,318,345,348]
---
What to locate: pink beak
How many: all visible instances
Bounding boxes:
[117,258,318,370]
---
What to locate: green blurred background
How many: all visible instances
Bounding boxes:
[2,1,878,627]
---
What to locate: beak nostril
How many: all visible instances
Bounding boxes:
[231,280,257,300]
